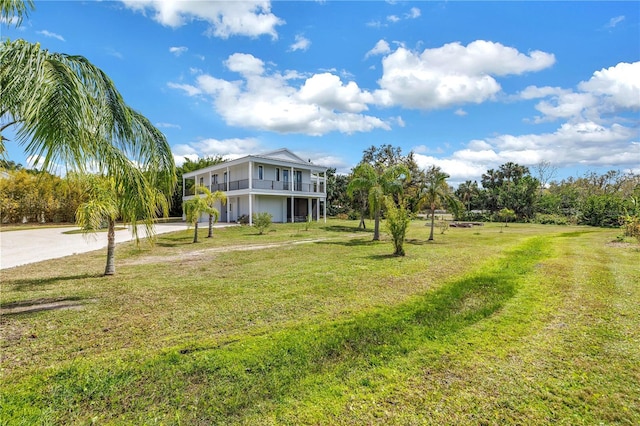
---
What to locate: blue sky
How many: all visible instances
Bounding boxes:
[3,1,639,184]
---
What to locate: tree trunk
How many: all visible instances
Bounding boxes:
[104,219,116,276]
[207,214,213,238]
[428,206,435,241]
[359,209,366,229]
[373,209,380,241]
[193,222,199,243]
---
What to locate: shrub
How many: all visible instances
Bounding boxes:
[237,214,250,225]
[621,215,640,243]
[532,213,569,225]
[252,212,272,235]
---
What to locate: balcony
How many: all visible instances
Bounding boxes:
[185,179,325,196]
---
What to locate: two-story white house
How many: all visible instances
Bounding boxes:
[182,148,328,225]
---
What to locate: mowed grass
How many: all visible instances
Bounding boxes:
[1,220,638,424]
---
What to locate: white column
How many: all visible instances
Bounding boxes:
[291,166,295,223]
[249,194,253,225]
[308,198,312,221]
[316,197,320,222]
[323,198,326,223]
[249,161,253,190]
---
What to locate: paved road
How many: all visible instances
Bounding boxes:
[0,222,195,270]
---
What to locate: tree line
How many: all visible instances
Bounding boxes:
[326,145,640,234]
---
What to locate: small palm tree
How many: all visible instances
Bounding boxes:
[195,186,226,238]
[183,185,219,243]
[420,166,459,241]
[347,162,409,241]
[76,171,170,275]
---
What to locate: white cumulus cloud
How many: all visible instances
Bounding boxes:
[170,53,390,136]
[375,41,555,109]
[120,0,284,39]
[524,61,640,123]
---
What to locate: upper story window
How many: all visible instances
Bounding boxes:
[258,165,263,180]
[224,172,228,183]
[213,174,218,184]
[275,167,280,181]
[199,177,204,186]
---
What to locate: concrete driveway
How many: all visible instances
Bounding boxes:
[0,222,194,270]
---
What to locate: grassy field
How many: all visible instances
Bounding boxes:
[1,219,638,425]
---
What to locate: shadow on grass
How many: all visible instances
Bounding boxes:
[3,237,554,424]
[0,296,92,316]
[4,273,102,292]
[314,238,373,247]
[366,253,402,260]
[320,225,372,234]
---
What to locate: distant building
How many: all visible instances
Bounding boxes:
[182,148,328,224]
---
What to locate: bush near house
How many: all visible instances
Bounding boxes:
[252,212,272,234]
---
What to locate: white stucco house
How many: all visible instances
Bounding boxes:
[182,148,328,225]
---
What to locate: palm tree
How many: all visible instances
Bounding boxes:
[183,185,220,243]
[1,4,174,181]
[76,171,170,275]
[0,0,33,27]
[457,180,478,212]
[347,162,409,241]
[420,166,459,241]
[199,186,227,238]
[2,2,176,274]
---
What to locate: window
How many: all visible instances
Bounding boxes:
[275,167,280,181]
[224,172,227,183]
[258,165,263,180]
[199,177,204,186]
[213,174,218,184]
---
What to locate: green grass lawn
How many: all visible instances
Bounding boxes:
[1,220,638,425]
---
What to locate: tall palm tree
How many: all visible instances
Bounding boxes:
[2,1,176,273]
[347,162,409,241]
[1,2,175,180]
[0,0,33,27]
[420,166,459,241]
[457,180,478,212]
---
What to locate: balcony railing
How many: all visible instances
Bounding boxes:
[186,179,325,195]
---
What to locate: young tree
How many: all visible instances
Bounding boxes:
[498,208,516,231]
[419,166,459,241]
[252,212,272,235]
[384,196,411,256]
